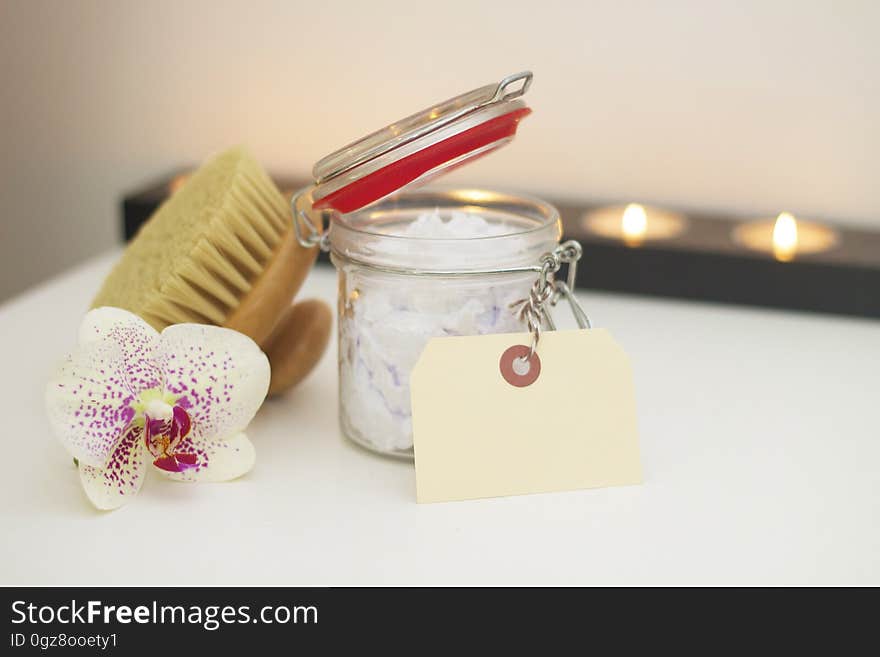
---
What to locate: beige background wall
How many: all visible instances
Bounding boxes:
[1,0,877,301]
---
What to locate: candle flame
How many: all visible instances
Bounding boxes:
[621,203,648,246]
[772,211,798,261]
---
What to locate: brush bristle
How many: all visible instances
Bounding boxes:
[93,147,290,329]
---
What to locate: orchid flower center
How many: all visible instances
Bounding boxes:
[135,391,197,473]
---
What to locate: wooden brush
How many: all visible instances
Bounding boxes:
[93,146,331,395]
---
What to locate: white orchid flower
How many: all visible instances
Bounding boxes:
[46,307,270,510]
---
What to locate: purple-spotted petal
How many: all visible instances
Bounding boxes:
[78,424,147,510]
[77,307,163,394]
[46,307,162,466]
[157,324,270,439]
[154,432,255,482]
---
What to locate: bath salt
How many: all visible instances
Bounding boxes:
[398,209,513,239]
[337,210,531,454]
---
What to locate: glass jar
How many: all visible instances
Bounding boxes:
[290,72,570,458]
[327,188,561,457]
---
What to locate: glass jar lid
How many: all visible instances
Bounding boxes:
[310,72,533,214]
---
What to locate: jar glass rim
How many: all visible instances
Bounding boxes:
[327,187,562,274]
[329,187,560,242]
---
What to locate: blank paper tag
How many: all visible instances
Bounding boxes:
[411,329,642,503]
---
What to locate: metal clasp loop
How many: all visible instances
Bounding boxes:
[493,71,533,103]
[291,187,330,251]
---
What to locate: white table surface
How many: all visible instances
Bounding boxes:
[2,250,878,586]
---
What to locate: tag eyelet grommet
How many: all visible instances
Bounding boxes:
[499,345,541,387]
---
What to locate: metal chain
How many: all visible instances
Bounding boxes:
[510,240,588,360]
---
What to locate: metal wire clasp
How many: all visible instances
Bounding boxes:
[292,187,330,251]
[509,240,591,360]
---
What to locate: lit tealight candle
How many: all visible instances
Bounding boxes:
[583,203,687,246]
[772,211,798,261]
[733,211,838,262]
[621,203,648,246]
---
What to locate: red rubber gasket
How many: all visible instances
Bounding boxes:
[499,344,541,388]
[313,107,532,213]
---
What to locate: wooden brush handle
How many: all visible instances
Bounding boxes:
[224,227,318,346]
[262,299,333,396]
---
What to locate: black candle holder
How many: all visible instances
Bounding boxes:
[557,200,880,319]
[121,174,880,319]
